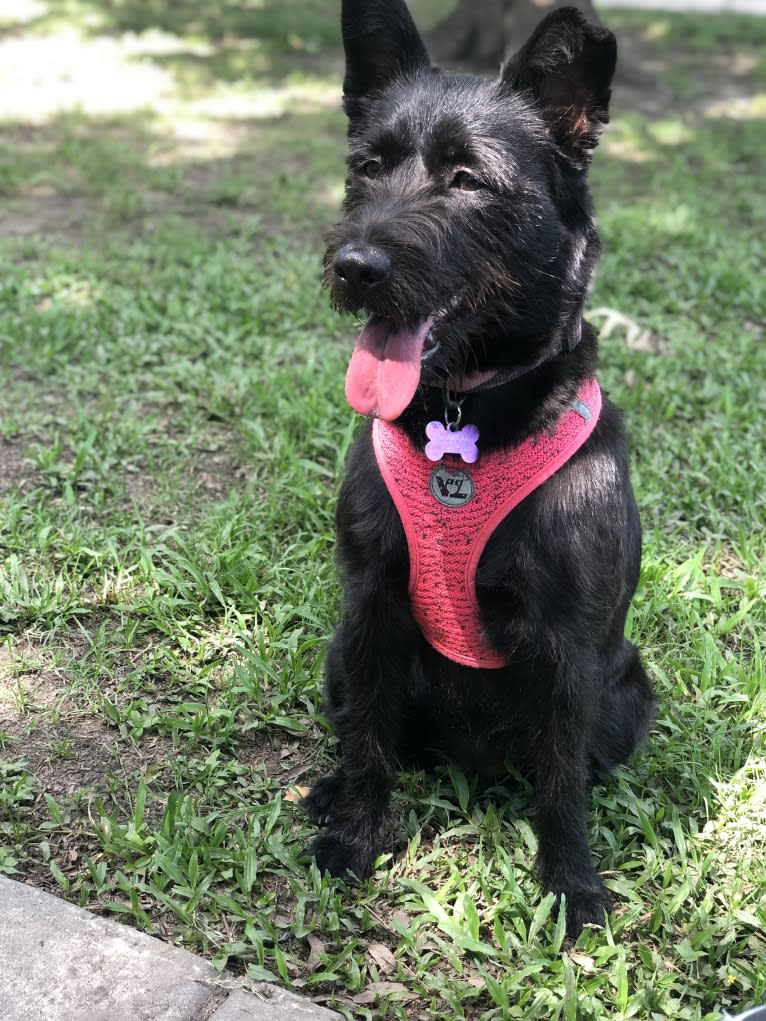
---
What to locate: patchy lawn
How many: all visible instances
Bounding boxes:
[1,2,765,1019]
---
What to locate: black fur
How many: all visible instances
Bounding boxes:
[305,0,655,936]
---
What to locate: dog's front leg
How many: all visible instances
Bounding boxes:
[304,430,416,879]
[306,582,418,881]
[533,668,612,936]
[306,606,415,879]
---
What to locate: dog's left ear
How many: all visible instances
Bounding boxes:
[341,0,431,115]
[501,6,616,168]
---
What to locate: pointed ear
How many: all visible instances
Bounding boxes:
[341,0,431,112]
[501,7,617,167]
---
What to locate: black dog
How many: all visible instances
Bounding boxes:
[305,0,655,936]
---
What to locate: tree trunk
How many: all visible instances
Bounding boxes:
[428,0,605,67]
[426,0,506,66]
[426,0,653,88]
[503,0,602,57]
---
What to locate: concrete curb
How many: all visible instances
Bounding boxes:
[0,877,341,1020]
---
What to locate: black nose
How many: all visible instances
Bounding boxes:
[333,244,391,292]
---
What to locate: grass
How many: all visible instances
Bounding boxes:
[1,2,765,1019]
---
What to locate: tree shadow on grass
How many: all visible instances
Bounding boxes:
[0,0,352,242]
[47,0,342,59]
[2,0,763,250]
[0,103,346,245]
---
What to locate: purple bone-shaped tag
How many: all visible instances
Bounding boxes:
[425,421,480,464]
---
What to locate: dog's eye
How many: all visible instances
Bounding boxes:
[451,170,482,192]
[361,159,382,179]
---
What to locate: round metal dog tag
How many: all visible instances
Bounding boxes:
[429,466,475,507]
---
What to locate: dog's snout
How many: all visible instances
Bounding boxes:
[333,244,391,292]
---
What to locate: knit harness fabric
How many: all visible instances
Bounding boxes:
[372,378,602,669]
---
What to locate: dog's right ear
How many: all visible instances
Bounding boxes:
[501,7,616,168]
[341,0,430,115]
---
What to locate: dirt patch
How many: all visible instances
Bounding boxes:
[0,195,97,245]
[0,632,90,721]
[238,733,321,791]
[612,24,766,118]
[0,188,273,251]
[0,436,35,493]
[192,444,252,501]
[7,715,169,794]
[118,417,253,521]
[0,651,62,718]
[0,190,250,247]
[1,632,177,898]
[5,720,175,900]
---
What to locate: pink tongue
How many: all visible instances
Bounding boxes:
[345,317,433,421]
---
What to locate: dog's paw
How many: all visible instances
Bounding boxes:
[562,885,613,937]
[306,831,374,881]
[303,773,343,827]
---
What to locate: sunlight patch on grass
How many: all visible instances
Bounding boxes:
[184,80,339,121]
[319,182,346,208]
[602,116,657,164]
[119,29,213,60]
[0,32,175,120]
[603,137,654,163]
[703,758,766,864]
[649,118,696,145]
[730,52,758,77]
[0,0,47,24]
[17,268,105,311]
[148,116,252,162]
[703,93,766,120]
[0,22,337,125]
[33,276,101,313]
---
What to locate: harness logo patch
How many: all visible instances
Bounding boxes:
[429,466,475,507]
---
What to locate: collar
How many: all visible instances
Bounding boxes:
[434,319,582,396]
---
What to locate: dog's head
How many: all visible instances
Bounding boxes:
[326,0,616,420]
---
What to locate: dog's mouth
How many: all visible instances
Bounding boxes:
[344,300,461,421]
[345,316,434,421]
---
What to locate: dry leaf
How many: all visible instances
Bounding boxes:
[305,934,324,973]
[590,307,666,355]
[284,785,310,803]
[353,982,416,1004]
[569,950,595,972]
[368,943,396,975]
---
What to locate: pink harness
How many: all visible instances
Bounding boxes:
[372,379,602,668]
